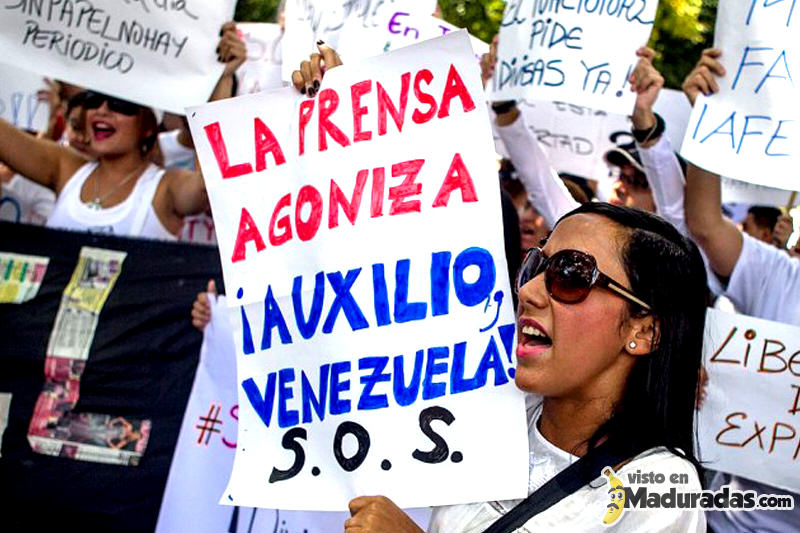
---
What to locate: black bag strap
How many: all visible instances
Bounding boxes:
[483,440,640,533]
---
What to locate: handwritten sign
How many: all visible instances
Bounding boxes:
[698,308,800,494]
[493,100,631,181]
[156,295,431,531]
[338,10,488,63]
[281,0,436,80]
[721,178,795,207]
[0,62,48,131]
[186,32,528,511]
[236,23,285,96]
[490,0,658,115]
[0,0,235,114]
[680,0,799,190]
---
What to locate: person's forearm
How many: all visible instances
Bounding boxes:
[0,118,62,190]
[210,73,236,102]
[685,163,743,277]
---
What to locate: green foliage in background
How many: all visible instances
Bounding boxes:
[233,0,718,89]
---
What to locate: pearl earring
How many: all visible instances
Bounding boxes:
[629,341,637,349]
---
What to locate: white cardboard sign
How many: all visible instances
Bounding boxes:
[155,295,431,531]
[0,0,235,114]
[338,10,488,63]
[0,63,49,132]
[493,100,631,181]
[186,32,528,511]
[698,308,800,494]
[281,0,437,81]
[236,23,285,96]
[680,0,799,190]
[490,0,658,115]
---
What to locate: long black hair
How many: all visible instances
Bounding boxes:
[554,202,707,471]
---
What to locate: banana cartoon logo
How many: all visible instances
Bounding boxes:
[602,467,626,526]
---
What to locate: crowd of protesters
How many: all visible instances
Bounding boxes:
[1,4,798,533]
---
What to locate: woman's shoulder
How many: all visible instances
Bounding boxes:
[618,446,702,489]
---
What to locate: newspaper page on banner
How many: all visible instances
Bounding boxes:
[156,296,431,532]
[0,63,49,132]
[698,308,800,494]
[28,247,151,466]
[680,0,799,190]
[282,0,437,80]
[236,23,285,96]
[186,32,528,510]
[490,0,658,115]
[492,100,631,181]
[338,9,488,63]
[0,0,236,114]
[0,252,49,304]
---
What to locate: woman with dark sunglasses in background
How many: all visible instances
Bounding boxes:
[344,202,709,532]
[0,22,245,239]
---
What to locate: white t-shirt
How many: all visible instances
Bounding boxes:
[708,233,800,533]
[429,399,705,532]
[0,174,56,225]
[724,233,800,326]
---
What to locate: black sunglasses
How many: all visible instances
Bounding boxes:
[516,248,651,310]
[83,92,141,116]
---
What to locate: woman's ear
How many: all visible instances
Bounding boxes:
[624,314,659,356]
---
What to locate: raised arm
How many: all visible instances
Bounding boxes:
[630,47,688,233]
[165,21,246,217]
[0,118,83,193]
[682,49,742,277]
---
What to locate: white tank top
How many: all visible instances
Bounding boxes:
[46,162,176,241]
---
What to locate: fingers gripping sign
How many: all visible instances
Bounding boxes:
[292,41,343,97]
[346,496,424,533]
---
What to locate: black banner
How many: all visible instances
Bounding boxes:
[0,222,223,531]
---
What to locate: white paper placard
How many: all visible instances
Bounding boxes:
[698,308,800,494]
[0,0,236,114]
[493,100,631,181]
[720,178,795,207]
[282,0,437,81]
[0,63,49,132]
[236,23,285,96]
[156,295,431,531]
[338,9,488,63]
[187,31,528,511]
[680,0,799,190]
[490,0,658,115]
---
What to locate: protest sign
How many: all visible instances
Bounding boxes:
[490,0,658,115]
[698,308,800,494]
[156,295,431,532]
[653,88,693,151]
[493,100,631,181]
[281,0,437,80]
[236,23,285,96]
[338,9,488,63]
[680,0,799,190]
[0,0,236,114]
[721,178,795,207]
[187,32,528,510]
[0,63,48,131]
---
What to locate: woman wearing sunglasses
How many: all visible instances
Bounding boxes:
[344,202,708,532]
[0,22,245,239]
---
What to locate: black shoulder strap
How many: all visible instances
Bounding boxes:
[483,440,637,533]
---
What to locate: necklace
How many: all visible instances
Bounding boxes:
[85,162,147,210]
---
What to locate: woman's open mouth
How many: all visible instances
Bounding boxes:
[92,121,116,141]
[517,318,552,359]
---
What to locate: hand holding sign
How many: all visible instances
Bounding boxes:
[346,496,424,533]
[681,49,726,106]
